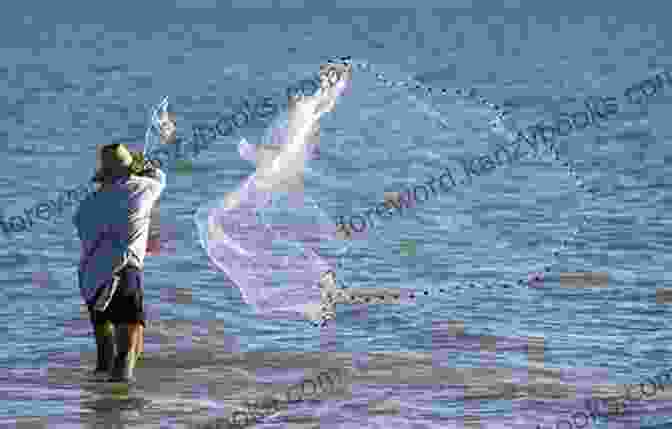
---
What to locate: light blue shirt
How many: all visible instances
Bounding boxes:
[73,169,166,304]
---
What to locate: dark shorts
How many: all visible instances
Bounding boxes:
[88,267,145,327]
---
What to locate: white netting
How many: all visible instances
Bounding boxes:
[193,58,499,326]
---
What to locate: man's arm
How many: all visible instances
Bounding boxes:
[138,162,167,203]
[73,194,91,241]
[145,168,166,191]
[73,206,81,238]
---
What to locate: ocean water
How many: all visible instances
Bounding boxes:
[0,1,671,428]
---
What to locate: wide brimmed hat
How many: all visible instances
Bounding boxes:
[92,143,144,182]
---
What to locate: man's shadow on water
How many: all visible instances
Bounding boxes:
[83,394,150,413]
[79,392,152,429]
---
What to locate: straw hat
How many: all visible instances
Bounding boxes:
[92,143,144,182]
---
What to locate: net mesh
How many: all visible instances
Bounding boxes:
[192,59,494,324]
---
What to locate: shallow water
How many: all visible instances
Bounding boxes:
[1,1,671,428]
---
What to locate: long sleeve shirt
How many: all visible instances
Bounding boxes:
[73,169,166,304]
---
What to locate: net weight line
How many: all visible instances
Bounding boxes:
[320,58,599,298]
[253,58,547,328]
[358,57,602,283]
[217,58,600,328]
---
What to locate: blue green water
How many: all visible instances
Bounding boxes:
[0,1,671,428]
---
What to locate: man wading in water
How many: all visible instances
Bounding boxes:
[74,138,168,382]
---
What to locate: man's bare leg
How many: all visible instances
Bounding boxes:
[128,321,142,358]
[109,322,142,382]
[135,324,144,363]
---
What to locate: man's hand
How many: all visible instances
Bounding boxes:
[145,159,162,170]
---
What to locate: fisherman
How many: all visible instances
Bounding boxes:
[145,109,176,256]
[89,107,175,369]
[74,142,166,382]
